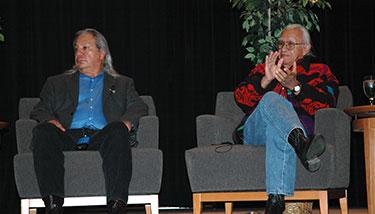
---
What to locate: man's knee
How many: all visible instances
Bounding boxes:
[31,122,61,149]
[33,122,60,138]
[102,121,129,137]
[98,121,131,153]
[262,91,282,102]
[259,91,291,108]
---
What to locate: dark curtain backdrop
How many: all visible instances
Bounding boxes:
[0,0,373,212]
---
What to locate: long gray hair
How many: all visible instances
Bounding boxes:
[66,28,118,76]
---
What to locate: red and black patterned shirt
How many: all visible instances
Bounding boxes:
[234,56,339,136]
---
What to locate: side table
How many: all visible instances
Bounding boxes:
[0,121,9,150]
[345,105,375,214]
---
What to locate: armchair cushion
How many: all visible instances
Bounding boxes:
[185,143,340,193]
[14,149,162,198]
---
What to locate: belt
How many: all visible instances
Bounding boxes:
[68,128,98,139]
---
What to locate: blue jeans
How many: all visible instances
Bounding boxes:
[243,91,306,196]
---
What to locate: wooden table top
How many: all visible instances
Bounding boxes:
[0,121,9,130]
[344,105,375,118]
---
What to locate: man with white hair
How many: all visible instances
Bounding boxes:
[234,24,339,213]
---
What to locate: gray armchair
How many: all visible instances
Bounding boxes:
[185,86,352,214]
[14,96,162,214]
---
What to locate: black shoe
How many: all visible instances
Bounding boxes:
[265,194,285,214]
[108,199,127,214]
[42,195,64,214]
[288,128,326,172]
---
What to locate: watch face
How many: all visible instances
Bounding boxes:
[294,85,301,92]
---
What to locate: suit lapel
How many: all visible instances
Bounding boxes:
[68,72,80,108]
[103,72,116,105]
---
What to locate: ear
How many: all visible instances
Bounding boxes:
[100,50,106,61]
[302,44,311,56]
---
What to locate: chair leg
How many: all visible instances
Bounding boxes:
[145,204,151,214]
[21,199,30,214]
[319,191,329,214]
[339,190,348,214]
[193,194,202,214]
[225,202,233,214]
[150,195,159,214]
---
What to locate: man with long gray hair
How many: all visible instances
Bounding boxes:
[30,28,148,214]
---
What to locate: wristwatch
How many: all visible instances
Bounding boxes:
[292,83,302,94]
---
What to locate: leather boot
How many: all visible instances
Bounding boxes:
[265,194,285,214]
[42,195,64,214]
[108,199,127,214]
[288,128,326,172]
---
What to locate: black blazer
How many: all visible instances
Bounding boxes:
[30,71,148,129]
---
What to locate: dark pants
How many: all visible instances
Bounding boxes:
[31,121,132,202]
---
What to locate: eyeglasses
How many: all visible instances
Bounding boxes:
[277,41,305,50]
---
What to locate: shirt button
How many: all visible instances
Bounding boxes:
[90,106,93,109]
[90,89,93,92]
[89,117,92,120]
[90,98,93,101]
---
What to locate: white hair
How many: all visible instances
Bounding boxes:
[282,24,311,45]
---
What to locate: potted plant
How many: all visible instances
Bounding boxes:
[230,0,331,66]
[0,17,4,42]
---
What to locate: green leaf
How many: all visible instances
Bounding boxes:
[0,33,4,42]
[289,13,295,23]
[256,55,263,64]
[249,19,256,27]
[245,53,256,60]
[246,46,255,52]
[259,43,271,51]
[265,35,274,43]
[296,10,306,24]
[258,38,266,43]
[242,37,248,46]
[242,20,250,32]
[326,2,332,9]
[302,0,308,7]
[273,28,282,38]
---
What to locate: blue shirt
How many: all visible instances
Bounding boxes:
[70,72,107,136]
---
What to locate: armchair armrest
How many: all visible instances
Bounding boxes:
[315,108,351,146]
[136,116,159,149]
[16,119,38,154]
[196,114,237,147]
[314,108,352,187]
